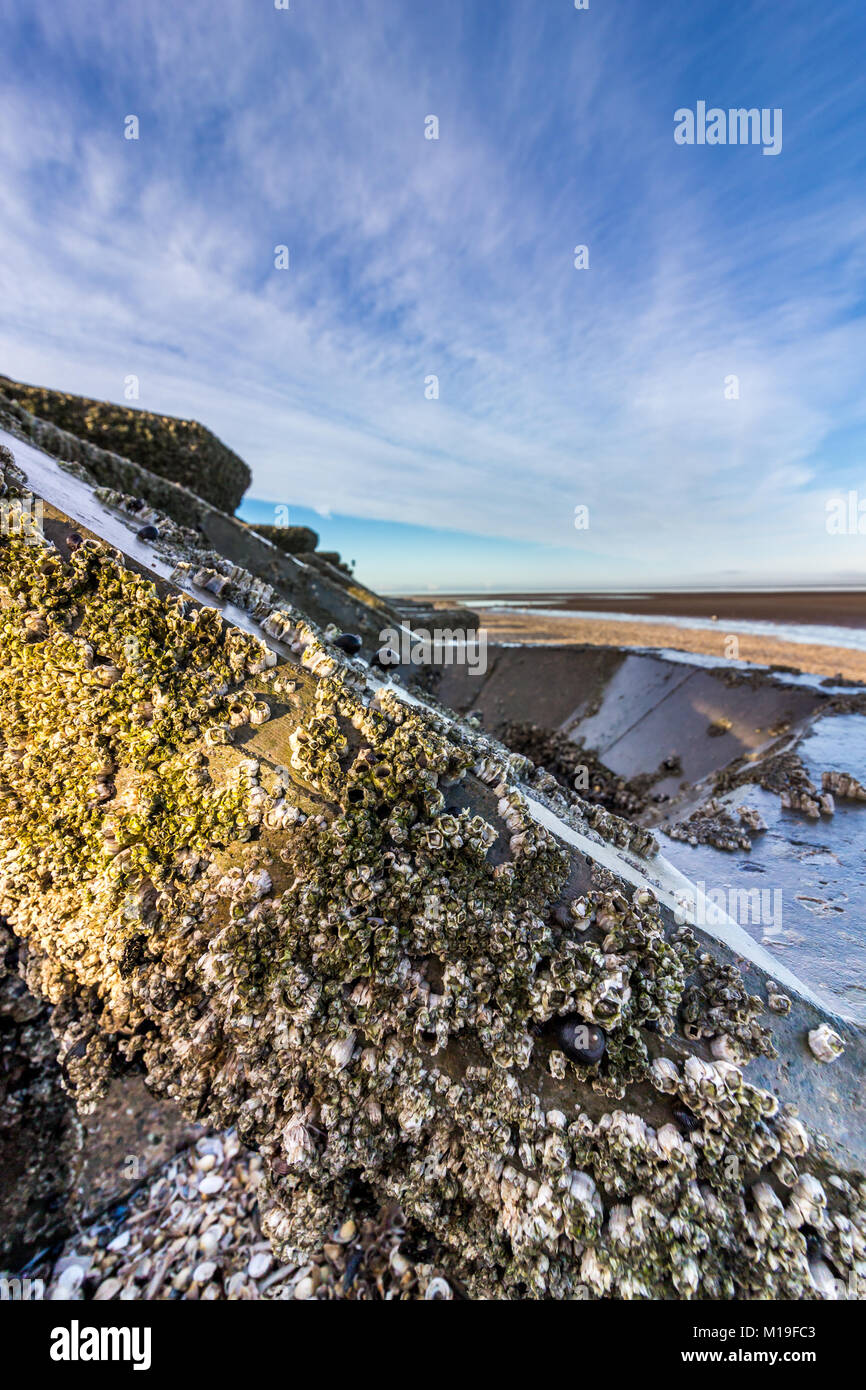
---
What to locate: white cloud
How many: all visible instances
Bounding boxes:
[0,0,864,586]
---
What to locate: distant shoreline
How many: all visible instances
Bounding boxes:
[416,589,866,630]
[408,590,866,683]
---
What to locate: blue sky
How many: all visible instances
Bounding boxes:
[1,0,865,592]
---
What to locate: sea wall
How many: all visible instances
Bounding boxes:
[0,375,250,513]
[0,437,864,1299]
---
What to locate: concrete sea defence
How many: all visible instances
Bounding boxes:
[0,432,865,1299]
[0,375,251,514]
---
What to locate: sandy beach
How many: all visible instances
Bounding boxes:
[422,598,866,683]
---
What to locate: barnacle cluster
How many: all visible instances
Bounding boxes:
[737,804,767,833]
[716,750,834,820]
[172,557,278,618]
[499,720,650,818]
[680,954,776,1062]
[0,394,405,660]
[0,374,251,511]
[781,783,835,818]
[667,798,755,852]
[465,734,658,862]
[250,523,319,556]
[92,486,291,625]
[822,770,866,802]
[0,442,25,494]
[0,463,865,1300]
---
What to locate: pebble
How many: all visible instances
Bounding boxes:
[294,1276,315,1300]
[193,1261,217,1283]
[94,1277,123,1301]
[248,1252,272,1279]
[199,1174,224,1196]
[51,1264,85,1298]
[199,1228,222,1257]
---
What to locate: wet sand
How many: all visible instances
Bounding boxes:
[422,604,866,684]
[436,589,866,629]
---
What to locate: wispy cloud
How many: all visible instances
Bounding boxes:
[1,0,865,589]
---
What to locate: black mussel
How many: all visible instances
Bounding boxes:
[558,1017,606,1064]
[372,646,400,668]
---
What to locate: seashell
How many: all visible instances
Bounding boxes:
[424,1277,452,1300]
[808,1258,839,1298]
[607,1204,632,1244]
[787,1174,827,1229]
[282,1114,318,1166]
[570,1171,603,1218]
[569,895,590,925]
[580,1247,611,1294]
[766,980,791,1015]
[674,1257,700,1296]
[246,869,272,900]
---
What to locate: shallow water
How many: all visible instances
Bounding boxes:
[472,603,866,653]
[660,712,866,1023]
